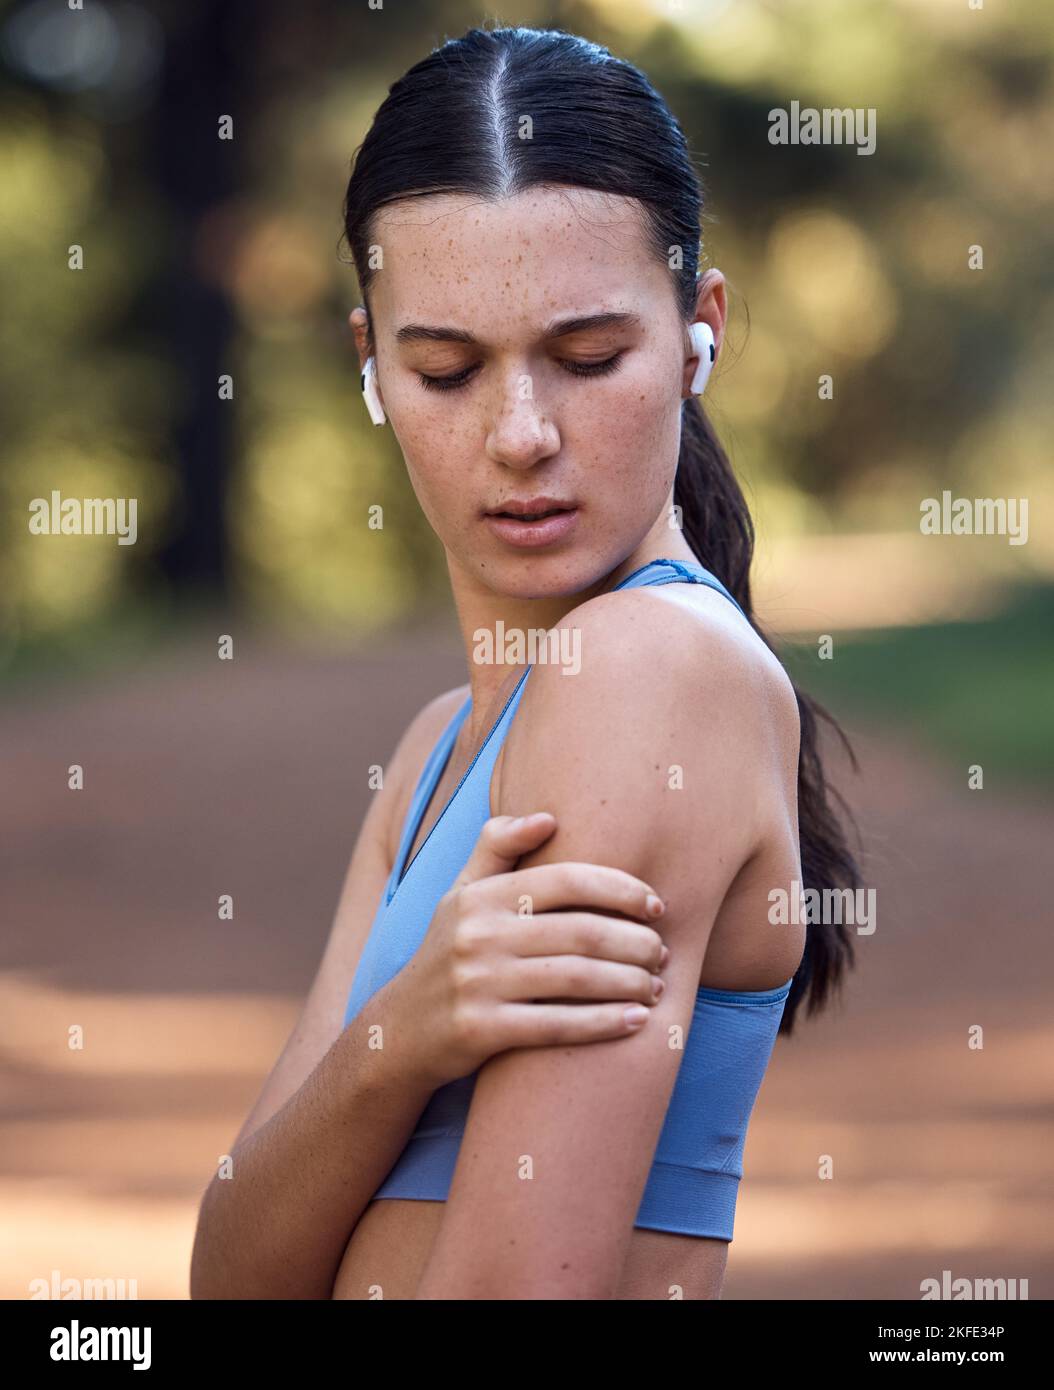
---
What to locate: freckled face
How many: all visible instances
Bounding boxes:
[366,186,686,596]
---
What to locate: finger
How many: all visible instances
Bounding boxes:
[494,1000,654,1048]
[506,956,665,1007]
[452,813,557,890]
[505,912,668,973]
[485,861,665,923]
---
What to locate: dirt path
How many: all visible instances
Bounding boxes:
[2,628,1050,1299]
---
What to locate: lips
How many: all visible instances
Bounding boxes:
[493,507,567,521]
[484,496,578,520]
[482,502,581,549]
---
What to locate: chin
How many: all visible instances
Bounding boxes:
[472,547,614,601]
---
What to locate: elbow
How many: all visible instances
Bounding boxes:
[188,1210,219,1301]
[188,1182,234,1301]
[188,1261,214,1302]
[189,1234,229,1302]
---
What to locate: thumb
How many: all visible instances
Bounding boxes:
[453,813,556,888]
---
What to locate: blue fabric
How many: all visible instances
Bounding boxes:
[343,558,792,1241]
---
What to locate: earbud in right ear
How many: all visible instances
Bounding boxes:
[687,322,716,396]
[361,356,387,426]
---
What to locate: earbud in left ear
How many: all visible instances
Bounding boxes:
[687,322,716,395]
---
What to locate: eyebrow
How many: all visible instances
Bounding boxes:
[394,311,642,346]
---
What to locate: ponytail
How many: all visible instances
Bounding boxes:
[676,399,862,1033]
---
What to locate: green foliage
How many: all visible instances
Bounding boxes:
[783,582,1054,787]
[1,1,1050,659]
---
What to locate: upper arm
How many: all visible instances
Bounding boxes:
[414,595,794,1299]
[230,684,470,1152]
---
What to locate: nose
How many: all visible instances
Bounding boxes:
[484,371,560,470]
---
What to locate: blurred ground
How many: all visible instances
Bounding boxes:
[1,626,1051,1300]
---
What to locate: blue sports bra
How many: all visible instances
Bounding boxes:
[343,557,794,1241]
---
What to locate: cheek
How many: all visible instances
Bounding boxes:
[391,414,467,530]
[578,370,681,501]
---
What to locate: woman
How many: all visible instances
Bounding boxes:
[191,24,860,1301]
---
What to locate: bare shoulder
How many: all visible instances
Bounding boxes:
[526,576,798,760]
[391,681,471,766]
[498,575,800,875]
[382,682,471,861]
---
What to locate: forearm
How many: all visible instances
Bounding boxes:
[190,992,436,1300]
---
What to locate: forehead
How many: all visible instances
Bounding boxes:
[368,186,668,332]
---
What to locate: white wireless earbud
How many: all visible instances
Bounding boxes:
[687,322,716,395]
[361,355,387,426]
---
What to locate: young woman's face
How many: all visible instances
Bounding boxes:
[362,186,704,597]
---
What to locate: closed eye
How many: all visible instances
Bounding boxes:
[418,353,625,393]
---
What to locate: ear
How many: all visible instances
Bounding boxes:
[348,307,372,372]
[682,270,727,398]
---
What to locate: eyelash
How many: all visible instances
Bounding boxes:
[417,353,625,393]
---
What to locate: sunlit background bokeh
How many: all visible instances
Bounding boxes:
[2,0,1051,1302]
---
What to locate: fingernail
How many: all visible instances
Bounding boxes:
[624,1005,649,1029]
[646,894,665,917]
[652,977,665,1000]
[660,944,670,966]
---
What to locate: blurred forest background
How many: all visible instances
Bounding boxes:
[1,0,1051,1302]
[1,0,1051,776]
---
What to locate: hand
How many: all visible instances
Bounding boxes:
[386,813,669,1089]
